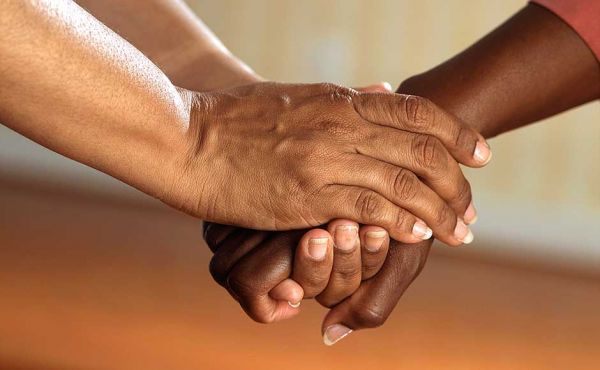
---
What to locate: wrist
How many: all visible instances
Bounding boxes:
[169,46,263,91]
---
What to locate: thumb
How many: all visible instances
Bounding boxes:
[321,241,431,346]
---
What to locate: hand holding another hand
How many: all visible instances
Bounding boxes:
[204,221,432,345]
[169,82,490,245]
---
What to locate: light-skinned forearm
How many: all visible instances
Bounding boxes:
[0,0,192,201]
[2,1,490,234]
[76,0,261,91]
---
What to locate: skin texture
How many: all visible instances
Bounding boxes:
[206,3,599,344]
[73,0,479,318]
[76,0,260,91]
[180,81,488,243]
[77,0,488,245]
[0,0,490,242]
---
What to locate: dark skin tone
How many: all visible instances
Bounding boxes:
[206,3,600,345]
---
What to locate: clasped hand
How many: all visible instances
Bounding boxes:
[175,81,492,345]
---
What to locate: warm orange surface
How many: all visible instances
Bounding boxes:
[1,178,599,370]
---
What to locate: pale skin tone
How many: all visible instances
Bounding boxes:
[206,3,599,345]
[1,0,491,246]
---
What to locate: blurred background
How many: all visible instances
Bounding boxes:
[0,0,598,369]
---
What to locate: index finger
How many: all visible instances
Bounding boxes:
[321,239,432,345]
[353,93,492,167]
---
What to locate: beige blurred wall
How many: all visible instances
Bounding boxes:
[189,0,600,267]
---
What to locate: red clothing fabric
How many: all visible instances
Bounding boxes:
[531,0,600,61]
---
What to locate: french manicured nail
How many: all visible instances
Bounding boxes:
[473,141,492,165]
[464,201,478,225]
[382,81,393,92]
[412,221,433,240]
[454,219,474,244]
[335,225,358,251]
[288,301,301,308]
[323,324,353,346]
[308,237,329,260]
[364,230,387,252]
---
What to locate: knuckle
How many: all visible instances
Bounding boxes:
[392,169,419,202]
[296,273,327,295]
[318,83,355,104]
[355,191,385,223]
[316,295,337,308]
[317,82,339,93]
[334,264,362,282]
[393,209,411,231]
[453,125,468,149]
[453,125,477,154]
[361,261,382,279]
[208,256,227,286]
[400,244,430,279]
[411,135,446,172]
[276,93,292,108]
[432,204,453,228]
[351,303,387,328]
[226,272,255,299]
[454,178,472,207]
[403,95,433,128]
[300,283,324,299]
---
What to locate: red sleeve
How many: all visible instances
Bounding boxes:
[531,0,600,61]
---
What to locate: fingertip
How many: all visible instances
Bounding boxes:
[473,140,492,166]
[388,227,429,245]
[328,219,360,252]
[272,300,302,322]
[323,324,353,346]
[300,228,332,261]
[359,226,388,253]
[268,280,304,323]
[412,220,433,241]
[327,219,359,233]
[269,279,304,304]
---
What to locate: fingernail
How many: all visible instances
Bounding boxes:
[364,230,387,252]
[412,221,433,240]
[473,141,492,165]
[323,324,353,346]
[308,237,329,260]
[382,81,393,92]
[464,201,478,225]
[454,219,474,244]
[335,225,358,251]
[288,301,301,308]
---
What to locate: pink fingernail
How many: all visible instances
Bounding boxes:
[412,221,433,240]
[334,225,358,251]
[473,141,492,165]
[288,301,301,308]
[364,230,387,252]
[308,237,329,260]
[464,201,478,225]
[323,324,353,346]
[454,219,474,244]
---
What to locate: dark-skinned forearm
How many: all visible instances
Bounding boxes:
[393,3,599,277]
[399,3,599,139]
